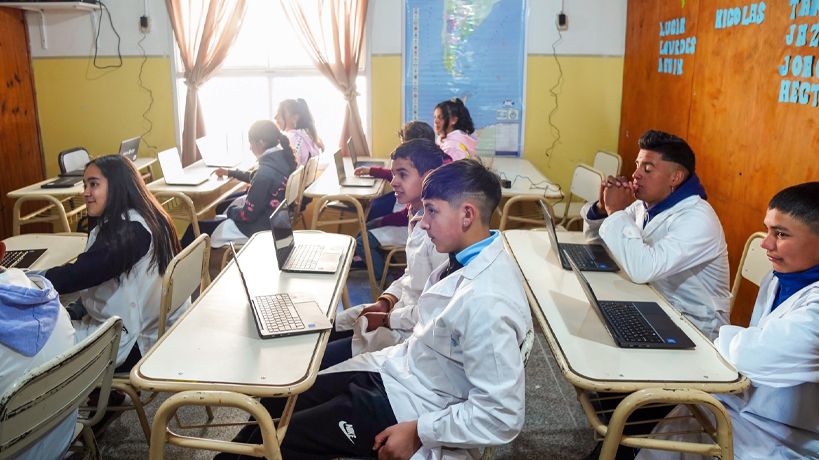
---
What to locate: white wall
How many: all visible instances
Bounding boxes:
[370,0,627,56]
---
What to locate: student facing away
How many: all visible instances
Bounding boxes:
[218,159,532,460]
[275,98,324,166]
[43,155,181,371]
[637,181,819,460]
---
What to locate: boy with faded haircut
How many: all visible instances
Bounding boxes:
[220,159,533,460]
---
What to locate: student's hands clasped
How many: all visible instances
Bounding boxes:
[373,420,422,460]
[599,175,636,215]
[360,299,390,331]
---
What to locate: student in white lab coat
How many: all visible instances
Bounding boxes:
[637,182,819,460]
[581,130,731,340]
[326,138,449,367]
[219,159,533,460]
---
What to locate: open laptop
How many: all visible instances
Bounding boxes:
[334,149,376,187]
[196,136,240,168]
[1,248,47,269]
[567,255,695,349]
[270,201,343,273]
[229,243,332,339]
[347,137,385,168]
[157,148,210,186]
[118,136,141,161]
[540,201,619,272]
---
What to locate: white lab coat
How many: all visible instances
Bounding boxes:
[637,274,819,460]
[326,236,533,460]
[581,196,731,339]
[74,210,189,365]
[336,214,448,355]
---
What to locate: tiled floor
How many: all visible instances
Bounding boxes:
[94,270,596,459]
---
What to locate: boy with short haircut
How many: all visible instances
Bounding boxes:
[581,130,731,339]
[220,159,533,460]
[637,182,819,460]
[327,138,448,366]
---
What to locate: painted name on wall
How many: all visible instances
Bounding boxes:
[658,17,696,75]
[779,0,819,106]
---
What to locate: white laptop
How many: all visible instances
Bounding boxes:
[197,136,240,168]
[333,149,376,187]
[270,201,343,273]
[157,148,211,186]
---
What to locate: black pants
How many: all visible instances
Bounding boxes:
[215,372,397,460]
[180,218,226,247]
[320,329,354,369]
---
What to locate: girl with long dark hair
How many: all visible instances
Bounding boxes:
[433,97,478,160]
[275,98,324,165]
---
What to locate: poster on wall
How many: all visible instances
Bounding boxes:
[404,0,527,156]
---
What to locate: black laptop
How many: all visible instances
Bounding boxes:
[2,249,47,269]
[41,176,83,189]
[567,255,695,349]
[540,201,619,272]
[270,201,343,273]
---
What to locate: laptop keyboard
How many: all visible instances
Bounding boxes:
[1,250,29,268]
[562,245,598,270]
[255,293,305,333]
[599,302,664,344]
[283,245,322,270]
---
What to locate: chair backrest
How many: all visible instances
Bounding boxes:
[0,317,121,459]
[285,165,306,211]
[304,155,319,188]
[593,150,621,177]
[158,234,211,337]
[569,163,605,203]
[58,147,91,174]
[730,232,769,308]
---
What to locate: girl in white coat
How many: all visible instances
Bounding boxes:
[637,181,819,460]
[45,155,182,371]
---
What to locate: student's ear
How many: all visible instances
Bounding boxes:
[461,202,477,229]
[671,167,687,188]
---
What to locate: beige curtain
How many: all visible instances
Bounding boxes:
[280,0,370,156]
[166,0,247,165]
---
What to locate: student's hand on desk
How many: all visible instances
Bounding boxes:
[213,168,228,178]
[602,175,636,215]
[354,167,371,177]
[373,420,421,460]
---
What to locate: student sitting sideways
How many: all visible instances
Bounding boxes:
[325,137,448,368]
[637,181,819,460]
[0,242,77,460]
[218,159,533,460]
[43,155,181,372]
[582,129,731,340]
[433,97,478,161]
[181,120,297,248]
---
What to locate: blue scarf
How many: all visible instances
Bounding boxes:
[772,264,819,311]
[644,173,707,227]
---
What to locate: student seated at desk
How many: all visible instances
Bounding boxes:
[275,98,324,166]
[581,130,731,339]
[434,97,478,161]
[637,182,819,460]
[326,137,448,367]
[0,243,77,460]
[183,120,297,248]
[220,160,533,460]
[43,155,181,371]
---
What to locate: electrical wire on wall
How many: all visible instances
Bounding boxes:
[137,0,156,150]
[92,0,123,69]
[544,0,565,160]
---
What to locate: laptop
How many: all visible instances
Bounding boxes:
[347,137,385,168]
[196,136,240,168]
[1,249,47,269]
[540,201,619,272]
[567,255,695,349]
[229,243,332,339]
[334,149,376,187]
[41,176,83,189]
[157,148,211,186]
[270,201,343,273]
[118,136,141,161]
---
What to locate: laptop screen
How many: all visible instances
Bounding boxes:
[565,253,608,325]
[333,149,346,180]
[346,137,358,164]
[269,201,295,269]
[119,136,140,161]
[229,243,254,303]
[539,201,561,251]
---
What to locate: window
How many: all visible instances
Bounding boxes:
[174,1,368,152]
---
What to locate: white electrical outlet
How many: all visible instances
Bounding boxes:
[556,12,568,31]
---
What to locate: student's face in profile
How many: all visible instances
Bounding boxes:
[631,149,685,207]
[761,208,819,273]
[420,198,463,253]
[82,164,109,217]
[390,158,423,206]
[433,108,457,136]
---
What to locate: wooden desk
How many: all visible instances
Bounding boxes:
[490,157,564,230]
[2,233,86,269]
[147,160,247,236]
[304,158,386,300]
[7,157,156,235]
[503,229,748,458]
[130,231,354,458]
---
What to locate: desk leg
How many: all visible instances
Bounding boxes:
[12,195,72,235]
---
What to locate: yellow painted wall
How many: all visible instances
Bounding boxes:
[370,54,624,190]
[32,57,176,177]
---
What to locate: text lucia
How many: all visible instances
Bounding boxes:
[658,17,696,75]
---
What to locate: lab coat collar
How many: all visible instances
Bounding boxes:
[640,194,701,237]
[759,276,819,323]
[425,236,506,298]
